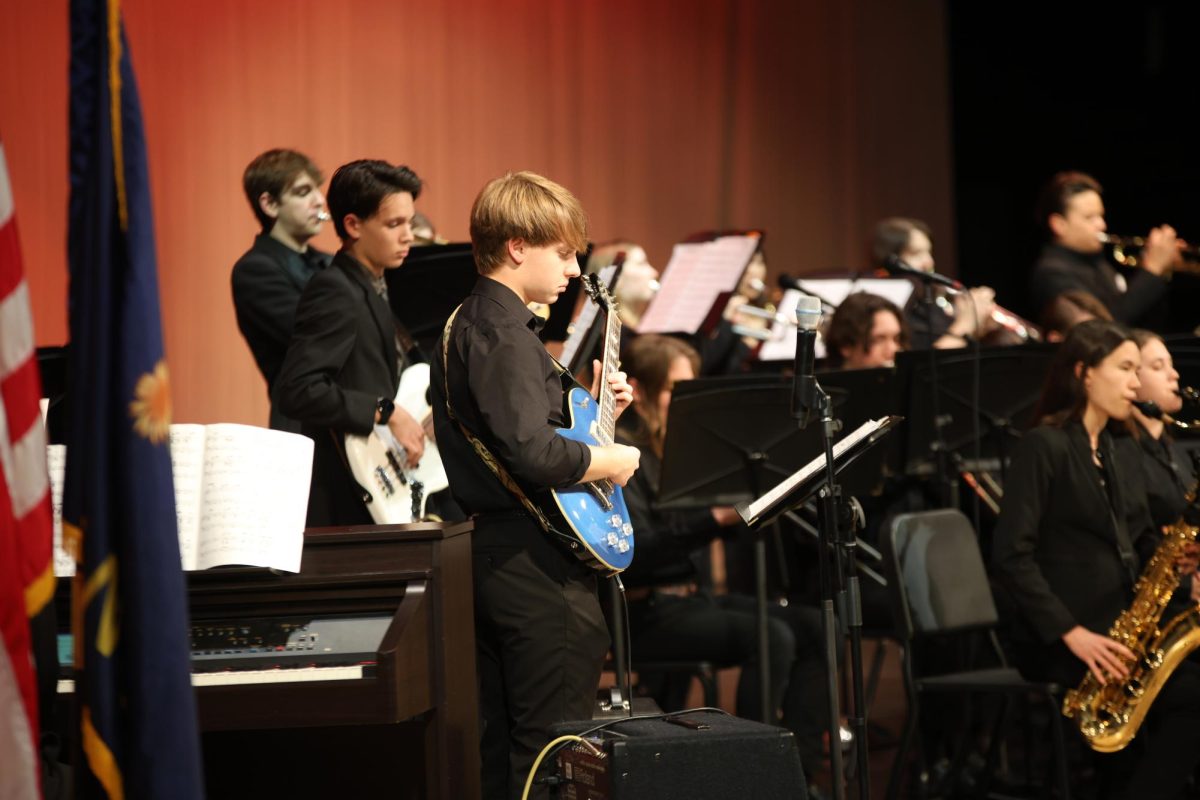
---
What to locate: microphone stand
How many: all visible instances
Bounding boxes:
[809,377,870,800]
[885,256,958,508]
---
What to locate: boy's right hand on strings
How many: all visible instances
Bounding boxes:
[606,444,640,487]
[387,407,426,468]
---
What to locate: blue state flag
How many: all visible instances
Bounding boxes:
[63,0,205,797]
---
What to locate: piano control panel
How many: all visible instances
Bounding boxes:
[189,615,393,672]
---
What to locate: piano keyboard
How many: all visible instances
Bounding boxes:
[58,664,366,694]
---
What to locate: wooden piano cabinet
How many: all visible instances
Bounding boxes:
[190,521,480,800]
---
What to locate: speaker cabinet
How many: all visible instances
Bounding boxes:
[551,711,807,799]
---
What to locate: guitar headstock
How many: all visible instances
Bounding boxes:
[582,273,619,315]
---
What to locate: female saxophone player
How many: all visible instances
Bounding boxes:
[991,319,1200,799]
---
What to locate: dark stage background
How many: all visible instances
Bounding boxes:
[948,2,1200,331]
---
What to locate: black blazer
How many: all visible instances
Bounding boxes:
[230,233,330,431]
[1028,243,1167,326]
[275,252,400,527]
[992,422,1156,653]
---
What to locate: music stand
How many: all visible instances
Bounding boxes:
[656,374,897,762]
[896,343,1055,484]
[657,369,898,509]
[385,243,478,354]
[37,346,69,445]
[537,251,590,344]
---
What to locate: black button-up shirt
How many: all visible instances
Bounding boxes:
[431,277,591,522]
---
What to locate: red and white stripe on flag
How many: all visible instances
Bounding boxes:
[0,139,51,800]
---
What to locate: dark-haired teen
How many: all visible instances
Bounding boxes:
[275,159,427,527]
[231,148,332,432]
[992,319,1200,799]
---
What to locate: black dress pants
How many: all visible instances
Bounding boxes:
[473,538,609,800]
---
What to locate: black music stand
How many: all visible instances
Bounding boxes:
[655,375,896,748]
[658,369,898,509]
[735,397,902,800]
[385,243,478,354]
[540,260,588,345]
[896,343,1055,487]
[655,375,809,729]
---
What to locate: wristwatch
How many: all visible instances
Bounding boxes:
[376,396,395,424]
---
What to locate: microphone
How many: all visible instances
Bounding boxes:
[778,274,805,292]
[791,295,823,429]
[882,254,960,289]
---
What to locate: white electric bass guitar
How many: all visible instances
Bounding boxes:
[344,363,450,523]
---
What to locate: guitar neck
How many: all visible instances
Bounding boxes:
[595,305,621,446]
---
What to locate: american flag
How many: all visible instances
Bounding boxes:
[0,138,53,800]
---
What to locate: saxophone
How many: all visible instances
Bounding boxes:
[1062,502,1200,752]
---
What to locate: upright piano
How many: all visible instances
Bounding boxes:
[186,521,479,799]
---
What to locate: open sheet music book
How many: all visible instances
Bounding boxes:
[737,416,903,527]
[637,235,760,334]
[48,423,314,576]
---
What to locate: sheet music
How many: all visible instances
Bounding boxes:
[193,423,312,573]
[741,418,889,525]
[559,264,618,368]
[47,444,73,577]
[758,279,916,362]
[168,424,208,570]
[637,235,760,334]
[48,423,313,575]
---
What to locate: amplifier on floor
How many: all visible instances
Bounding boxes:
[551,711,807,800]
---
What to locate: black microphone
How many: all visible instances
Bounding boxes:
[881,254,960,289]
[778,273,805,292]
[791,295,823,429]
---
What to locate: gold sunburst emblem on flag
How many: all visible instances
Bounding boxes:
[129,359,172,443]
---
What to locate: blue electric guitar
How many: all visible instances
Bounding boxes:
[548,274,635,573]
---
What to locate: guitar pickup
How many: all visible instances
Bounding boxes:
[586,483,613,511]
[373,467,395,496]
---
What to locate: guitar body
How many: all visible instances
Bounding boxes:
[550,385,635,573]
[395,363,449,495]
[343,425,427,524]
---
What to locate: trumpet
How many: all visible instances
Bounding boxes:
[937,291,1042,342]
[1099,233,1200,273]
[879,256,1041,341]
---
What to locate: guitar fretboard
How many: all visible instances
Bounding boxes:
[595,305,621,447]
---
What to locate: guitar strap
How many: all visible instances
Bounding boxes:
[440,306,571,540]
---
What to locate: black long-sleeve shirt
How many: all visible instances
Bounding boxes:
[431,277,591,520]
[1029,243,1168,326]
[230,233,330,431]
[1136,426,1192,528]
